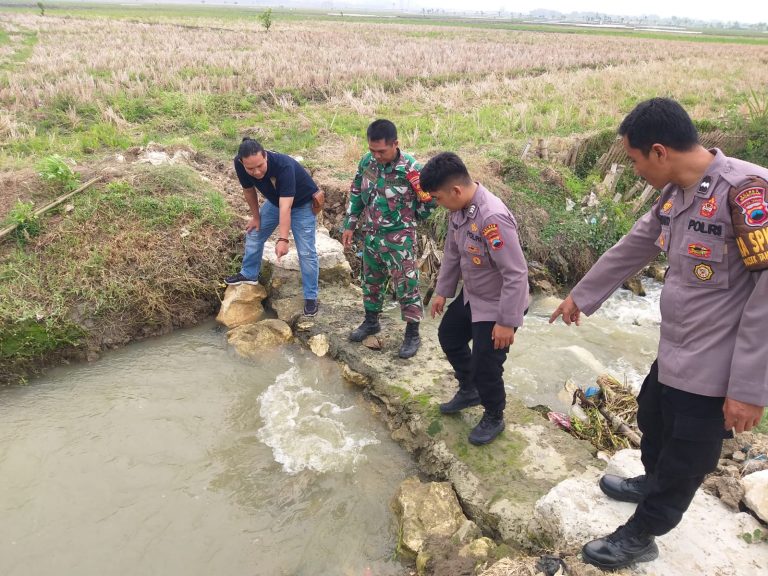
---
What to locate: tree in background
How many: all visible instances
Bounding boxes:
[37,2,45,16]
[258,8,273,32]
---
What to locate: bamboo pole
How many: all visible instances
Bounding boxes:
[0,176,102,241]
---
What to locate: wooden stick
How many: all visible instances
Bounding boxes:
[0,176,102,241]
[597,405,642,447]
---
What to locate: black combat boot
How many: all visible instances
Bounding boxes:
[398,322,421,359]
[468,411,505,445]
[582,520,659,570]
[599,474,650,503]
[349,311,381,342]
[439,388,482,414]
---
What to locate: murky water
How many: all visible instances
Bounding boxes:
[0,279,661,576]
[0,324,415,576]
[511,278,662,411]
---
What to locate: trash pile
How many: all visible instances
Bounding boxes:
[547,375,641,453]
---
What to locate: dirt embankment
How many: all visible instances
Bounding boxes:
[0,141,625,385]
[0,146,247,384]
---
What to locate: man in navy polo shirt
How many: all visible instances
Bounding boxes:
[225,137,322,317]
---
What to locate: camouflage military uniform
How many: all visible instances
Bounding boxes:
[344,150,436,322]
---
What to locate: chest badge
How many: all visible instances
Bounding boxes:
[699,196,717,218]
[470,222,478,233]
[693,263,714,281]
[688,243,712,259]
[662,200,673,213]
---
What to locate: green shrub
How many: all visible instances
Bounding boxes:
[37,154,80,191]
[5,200,42,244]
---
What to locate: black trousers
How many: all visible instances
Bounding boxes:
[633,360,730,535]
[437,291,509,415]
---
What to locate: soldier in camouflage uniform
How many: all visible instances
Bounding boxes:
[342,119,436,358]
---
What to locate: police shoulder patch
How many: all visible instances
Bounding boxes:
[729,176,768,271]
[482,223,504,250]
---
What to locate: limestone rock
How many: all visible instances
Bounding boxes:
[702,475,745,511]
[644,261,667,283]
[743,469,768,523]
[531,449,768,575]
[392,476,468,557]
[342,364,369,387]
[295,320,314,332]
[216,283,268,328]
[271,297,304,325]
[527,260,556,295]
[226,319,293,357]
[263,226,351,289]
[458,537,495,563]
[622,275,646,297]
[308,334,329,357]
[362,335,383,350]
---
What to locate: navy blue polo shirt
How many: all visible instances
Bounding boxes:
[234,151,318,208]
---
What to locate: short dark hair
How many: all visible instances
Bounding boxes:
[238,136,265,159]
[367,119,397,143]
[619,97,699,156]
[420,152,472,193]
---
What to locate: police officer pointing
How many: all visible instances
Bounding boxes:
[424,153,529,445]
[550,98,768,570]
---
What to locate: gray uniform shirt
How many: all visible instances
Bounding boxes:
[436,184,529,328]
[571,149,768,406]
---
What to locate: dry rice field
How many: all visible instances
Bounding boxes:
[1,10,767,165]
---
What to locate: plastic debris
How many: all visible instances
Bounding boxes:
[570,404,588,422]
[584,385,601,399]
[547,411,571,430]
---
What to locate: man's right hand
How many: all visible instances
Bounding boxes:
[246,216,260,233]
[431,295,446,319]
[549,294,582,326]
[342,229,354,248]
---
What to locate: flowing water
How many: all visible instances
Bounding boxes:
[0,325,415,576]
[510,278,662,411]
[0,280,662,576]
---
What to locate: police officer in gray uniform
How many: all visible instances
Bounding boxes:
[423,152,529,445]
[551,98,768,570]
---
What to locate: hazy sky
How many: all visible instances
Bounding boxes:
[412,1,768,24]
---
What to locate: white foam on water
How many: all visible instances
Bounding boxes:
[595,278,662,326]
[604,357,650,395]
[257,366,379,475]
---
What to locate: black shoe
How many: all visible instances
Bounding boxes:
[224,272,259,286]
[350,311,381,342]
[398,322,421,359]
[582,522,659,571]
[303,299,319,317]
[468,411,505,445]
[599,474,649,504]
[439,389,482,414]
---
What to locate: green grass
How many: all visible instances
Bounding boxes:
[0,28,38,71]
[756,411,768,435]
[0,164,237,383]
